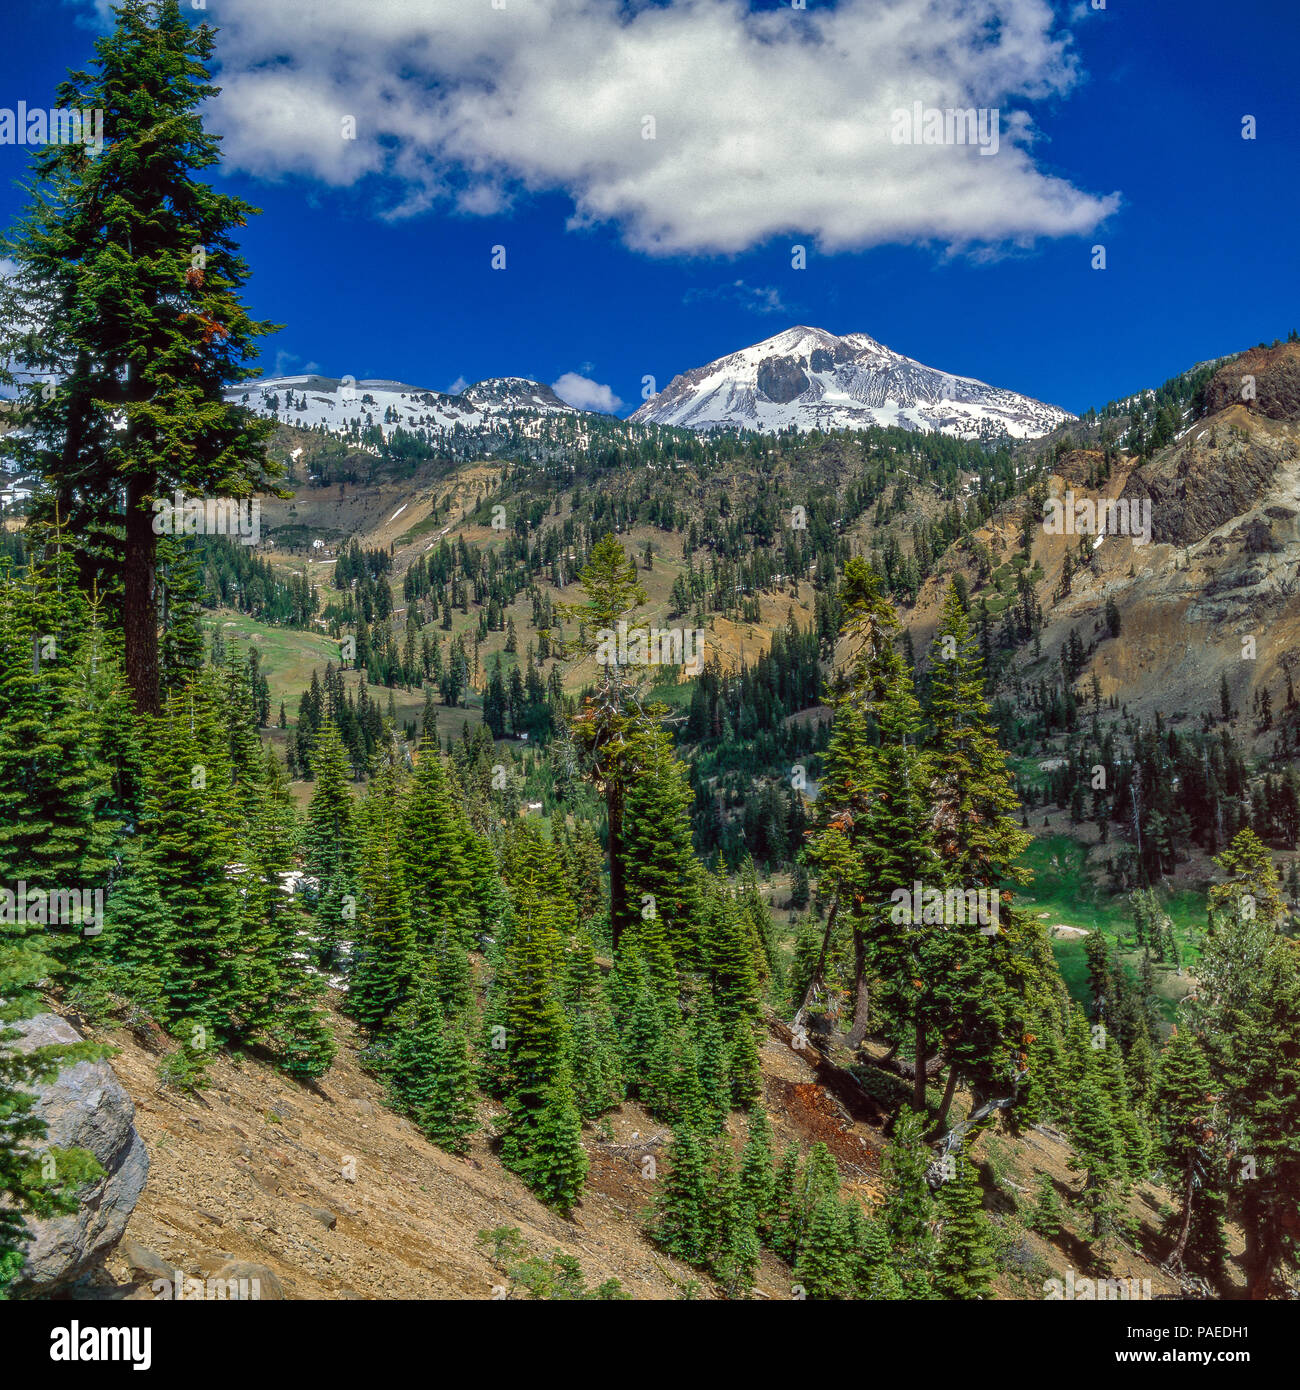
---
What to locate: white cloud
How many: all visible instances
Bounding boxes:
[685,280,787,314]
[551,372,623,412]
[446,375,470,395]
[272,349,320,377]
[196,0,1117,257]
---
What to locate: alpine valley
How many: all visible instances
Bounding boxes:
[3,0,1299,1325]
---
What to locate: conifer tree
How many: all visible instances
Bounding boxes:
[727,1017,763,1112]
[302,721,360,966]
[701,876,762,1026]
[388,970,477,1154]
[880,1110,938,1295]
[934,1146,996,1298]
[694,993,731,1132]
[498,881,572,1186]
[430,922,476,1018]
[563,926,623,1118]
[1068,1052,1124,1245]
[715,1203,761,1300]
[704,1134,741,1268]
[561,535,649,947]
[652,1126,711,1266]
[617,959,670,1100]
[99,850,169,1012]
[1155,1027,1213,1269]
[924,581,1040,1124]
[243,748,335,1075]
[1027,1173,1063,1238]
[647,1009,705,1127]
[770,1139,804,1262]
[1194,832,1300,1296]
[522,1068,588,1214]
[853,1212,898,1298]
[620,724,701,968]
[419,1019,478,1155]
[134,691,242,1037]
[737,1104,776,1232]
[0,0,281,713]
[347,760,416,1030]
[0,533,113,901]
[402,737,475,938]
[794,1193,853,1300]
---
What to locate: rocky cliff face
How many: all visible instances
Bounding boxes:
[13,1013,149,1294]
[905,342,1300,745]
[1203,342,1300,421]
[1120,347,1300,548]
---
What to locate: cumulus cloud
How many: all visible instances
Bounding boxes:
[551,372,623,412]
[187,0,1117,256]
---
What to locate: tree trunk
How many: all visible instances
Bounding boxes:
[607,781,626,950]
[1169,1168,1195,1269]
[913,1021,928,1112]
[847,924,870,1047]
[1242,1208,1281,1300]
[124,470,160,715]
[934,1062,960,1132]
[794,900,837,1023]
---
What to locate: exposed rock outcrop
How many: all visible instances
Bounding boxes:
[12,1013,148,1294]
[1120,412,1296,547]
[756,354,810,404]
[1203,342,1300,421]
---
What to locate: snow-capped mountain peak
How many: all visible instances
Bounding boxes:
[631,326,1071,441]
[224,373,584,441]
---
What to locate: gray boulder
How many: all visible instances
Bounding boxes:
[12,1012,149,1292]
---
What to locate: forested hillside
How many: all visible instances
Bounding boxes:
[0,0,1297,1318]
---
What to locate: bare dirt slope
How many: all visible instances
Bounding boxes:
[64,994,1219,1301]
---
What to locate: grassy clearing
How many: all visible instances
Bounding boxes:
[203,607,485,745]
[1012,833,1202,1024]
[203,610,341,713]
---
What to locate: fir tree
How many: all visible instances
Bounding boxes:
[135,690,242,1037]
[620,724,701,967]
[794,1194,852,1300]
[934,1146,996,1298]
[1155,1027,1213,1269]
[302,721,359,965]
[419,1017,479,1155]
[737,1104,776,1231]
[520,1068,587,1214]
[652,1126,711,1266]
[403,737,475,938]
[1027,1174,1063,1238]
[880,1111,938,1295]
[347,760,416,1031]
[1,0,281,713]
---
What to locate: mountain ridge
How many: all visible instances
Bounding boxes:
[631,325,1073,441]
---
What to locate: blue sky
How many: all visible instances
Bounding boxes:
[1,0,1297,417]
